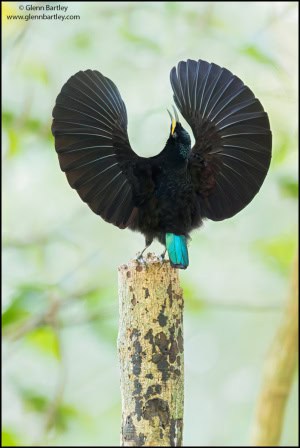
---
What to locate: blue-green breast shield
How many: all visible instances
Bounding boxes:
[166,233,189,269]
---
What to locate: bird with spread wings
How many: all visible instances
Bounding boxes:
[52,59,272,269]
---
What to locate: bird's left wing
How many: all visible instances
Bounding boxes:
[52,70,146,229]
[170,59,272,221]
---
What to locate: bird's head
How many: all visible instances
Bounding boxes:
[167,107,191,158]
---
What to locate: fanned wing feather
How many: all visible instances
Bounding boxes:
[170,59,272,221]
[52,70,142,228]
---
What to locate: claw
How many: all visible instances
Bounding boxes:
[135,253,148,270]
[160,249,167,261]
[158,249,167,269]
[135,253,145,263]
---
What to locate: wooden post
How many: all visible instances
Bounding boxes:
[251,256,299,446]
[117,253,184,447]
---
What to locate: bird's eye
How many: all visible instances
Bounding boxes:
[172,132,177,138]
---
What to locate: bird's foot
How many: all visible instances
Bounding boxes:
[135,253,147,266]
[158,250,167,269]
[159,249,167,262]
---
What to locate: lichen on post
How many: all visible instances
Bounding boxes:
[117,253,184,447]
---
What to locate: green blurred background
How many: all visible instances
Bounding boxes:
[2,1,298,446]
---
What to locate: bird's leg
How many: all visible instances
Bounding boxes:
[159,248,167,262]
[158,247,167,270]
[136,237,153,264]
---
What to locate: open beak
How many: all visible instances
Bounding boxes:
[167,106,179,135]
[172,105,179,122]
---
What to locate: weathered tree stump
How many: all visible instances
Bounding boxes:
[117,253,184,447]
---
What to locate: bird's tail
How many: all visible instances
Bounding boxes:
[166,233,189,269]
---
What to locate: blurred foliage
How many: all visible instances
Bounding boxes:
[254,234,297,275]
[20,388,80,432]
[2,283,48,329]
[21,388,50,414]
[239,44,278,68]
[25,326,61,360]
[1,429,21,447]
[279,176,299,199]
[2,1,298,447]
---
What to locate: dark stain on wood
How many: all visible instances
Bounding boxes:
[145,384,162,399]
[131,329,142,377]
[135,396,143,422]
[145,327,182,381]
[169,339,178,363]
[178,328,184,352]
[155,331,169,353]
[158,309,168,327]
[123,415,136,442]
[123,415,146,445]
[133,379,142,395]
[144,329,155,352]
[174,293,183,309]
[143,398,170,429]
[167,282,173,308]
[137,433,146,446]
[153,332,170,381]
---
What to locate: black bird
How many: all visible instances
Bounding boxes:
[52,59,272,269]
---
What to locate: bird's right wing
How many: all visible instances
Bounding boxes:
[52,70,147,229]
[170,59,272,221]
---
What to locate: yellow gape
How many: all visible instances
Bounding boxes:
[171,118,176,135]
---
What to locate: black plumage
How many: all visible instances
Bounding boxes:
[52,59,272,269]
